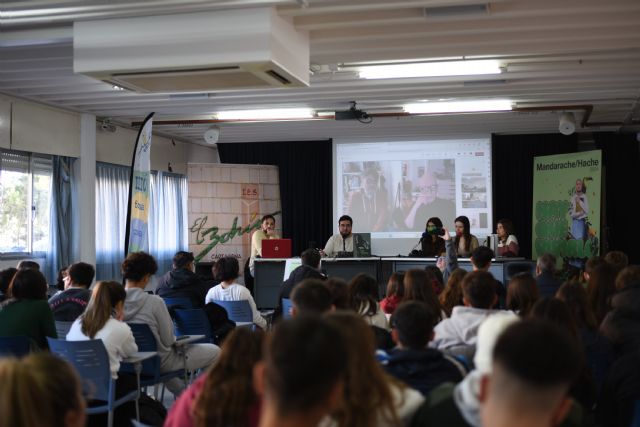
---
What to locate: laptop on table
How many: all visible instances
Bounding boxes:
[262,239,292,259]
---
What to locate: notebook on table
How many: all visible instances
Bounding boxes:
[262,239,292,259]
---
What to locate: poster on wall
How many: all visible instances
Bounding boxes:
[532,150,602,269]
[187,164,282,279]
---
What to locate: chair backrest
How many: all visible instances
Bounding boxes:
[127,323,158,352]
[282,298,293,319]
[173,309,213,341]
[55,320,74,339]
[0,336,32,357]
[47,338,113,403]
[213,300,252,323]
[162,297,194,310]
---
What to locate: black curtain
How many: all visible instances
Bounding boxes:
[593,132,640,263]
[217,140,333,256]
[492,133,579,259]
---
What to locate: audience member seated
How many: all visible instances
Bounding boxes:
[425,266,445,295]
[348,273,389,330]
[603,250,628,277]
[556,281,613,397]
[156,251,212,308]
[505,273,539,317]
[536,253,562,298]
[403,269,443,323]
[324,311,425,426]
[290,278,334,317]
[380,301,466,396]
[53,265,68,295]
[410,313,518,427]
[495,218,519,257]
[325,277,350,310]
[0,352,85,427]
[255,316,348,427]
[16,259,41,271]
[596,350,640,427]
[529,298,596,410]
[122,251,220,396]
[479,320,582,427]
[274,248,325,319]
[380,272,404,315]
[582,256,607,284]
[48,262,94,321]
[586,262,616,325]
[600,266,640,359]
[205,257,267,330]
[0,267,17,303]
[454,216,479,258]
[165,327,264,427]
[67,280,138,426]
[614,265,640,291]
[431,271,507,354]
[0,268,56,349]
[439,268,468,318]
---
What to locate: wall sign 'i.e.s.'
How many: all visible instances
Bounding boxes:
[190,210,282,262]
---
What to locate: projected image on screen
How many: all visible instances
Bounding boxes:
[335,139,493,249]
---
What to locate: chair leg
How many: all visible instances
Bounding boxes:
[107,410,113,427]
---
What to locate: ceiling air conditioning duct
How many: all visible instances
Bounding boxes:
[73,7,309,93]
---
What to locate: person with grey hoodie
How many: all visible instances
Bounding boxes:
[121,252,220,395]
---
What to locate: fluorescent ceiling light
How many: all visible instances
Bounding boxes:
[404,99,512,114]
[359,59,501,79]
[215,108,314,121]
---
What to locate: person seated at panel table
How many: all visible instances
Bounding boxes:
[249,214,280,276]
[321,215,354,257]
[404,171,456,231]
[496,218,519,257]
[454,215,479,258]
[421,217,446,257]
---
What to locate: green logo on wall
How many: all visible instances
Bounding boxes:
[189,211,281,262]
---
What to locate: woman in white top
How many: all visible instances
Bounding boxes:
[324,311,424,427]
[66,280,138,424]
[348,273,389,331]
[496,218,519,257]
[205,257,267,330]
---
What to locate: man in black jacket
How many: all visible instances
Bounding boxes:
[380,300,466,396]
[48,262,94,321]
[274,249,325,319]
[156,251,212,308]
[536,253,562,298]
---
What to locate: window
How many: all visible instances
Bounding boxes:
[0,150,53,254]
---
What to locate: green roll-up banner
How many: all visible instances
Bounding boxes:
[532,150,602,269]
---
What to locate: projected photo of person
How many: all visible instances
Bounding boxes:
[345,163,389,231]
[403,159,456,231]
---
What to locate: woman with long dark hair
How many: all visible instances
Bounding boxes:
[453,216,478,258]
[348,273,388,330]
[496,218,519,257]
[421,217,445,257]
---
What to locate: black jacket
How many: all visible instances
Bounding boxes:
[536,271,563,298]
[48,287,91,321]
[600,282,640,359]
[156,268,213,308]
[381,347,466,396]
[274,264,325,319]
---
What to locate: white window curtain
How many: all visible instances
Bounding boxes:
[95,162,188,280]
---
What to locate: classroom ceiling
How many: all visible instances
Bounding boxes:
[1,0,640,145]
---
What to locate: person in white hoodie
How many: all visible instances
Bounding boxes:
[430,270,508,354]
[121,252,220,396]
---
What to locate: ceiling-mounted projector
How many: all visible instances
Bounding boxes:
[334,102,371,122]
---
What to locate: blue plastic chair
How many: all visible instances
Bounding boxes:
[213,300,253,323]
[55,320,74,339]
[162,297,194,310]
[47,338,139,427]
[172,309,214,343]
[125,323,184,400]
[0,336,31,357]
[282,298,293,319]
